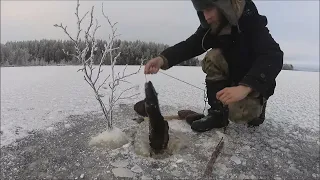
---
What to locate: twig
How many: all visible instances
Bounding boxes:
[202,137,224,178]
[55,0,141,130]
[97,75,111,91]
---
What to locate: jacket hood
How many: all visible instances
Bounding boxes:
[192,0,246,28]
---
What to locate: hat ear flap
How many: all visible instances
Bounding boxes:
[197,11,209,28]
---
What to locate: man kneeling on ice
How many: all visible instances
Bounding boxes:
[143,0,283,132]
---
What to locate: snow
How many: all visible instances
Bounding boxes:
[88,126,129,149]
[1,65,319,179]
[2,66,318,146]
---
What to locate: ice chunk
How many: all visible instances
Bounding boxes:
[64,124,71,128]
[79,174,84,179]
[122,143,130,148]
[111,160,129,168]
[141,175,153,180]
[46,127,54,131]
[112,168,135,178]
[131,165,143,173]
[171,163,178,168]
[171,169,181,177]
[230,156,241,165]
[241,145,251,151]
[176,159,184,163]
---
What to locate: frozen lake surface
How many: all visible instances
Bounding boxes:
[1,65,319,179]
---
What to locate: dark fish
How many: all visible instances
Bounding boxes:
[144,81,169,153]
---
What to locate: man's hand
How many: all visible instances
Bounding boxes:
[144,56,164,74]
[216,85,252,105]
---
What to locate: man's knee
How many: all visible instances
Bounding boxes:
[201,48,229,81]
[228,97,263,123]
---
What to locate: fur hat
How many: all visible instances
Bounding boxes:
[191,0,246,28]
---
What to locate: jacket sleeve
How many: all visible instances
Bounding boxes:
[159,25,210,70]
[239,14,284,99]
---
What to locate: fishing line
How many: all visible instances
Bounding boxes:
[145,74,148,83]
[158,70,205,91]
[158,70,208,114]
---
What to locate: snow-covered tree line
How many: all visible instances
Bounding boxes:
[0,39,200,67]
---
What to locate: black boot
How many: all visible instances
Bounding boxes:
[248,100,267,127]
[191,107,229,132]
[191,80,230,132]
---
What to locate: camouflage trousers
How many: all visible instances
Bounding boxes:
[201,48,266,124]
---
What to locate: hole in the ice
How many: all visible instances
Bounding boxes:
[132,121,189,159]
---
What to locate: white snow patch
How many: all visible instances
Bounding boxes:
[168,120,193,133]
[89,127,129,149]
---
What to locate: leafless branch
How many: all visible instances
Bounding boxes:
[202,137,224,178]
[55,0,141,130]
[53,23,77,44]
[97,75,110,92]
[114,86,136,102]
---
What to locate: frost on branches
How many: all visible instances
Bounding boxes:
[54,0,142,149]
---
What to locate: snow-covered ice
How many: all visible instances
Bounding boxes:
[1,66,318,146]
[1,65,319,179]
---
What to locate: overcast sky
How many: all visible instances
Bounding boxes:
[1,0,319,66]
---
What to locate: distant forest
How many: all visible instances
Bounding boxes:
[0,39,293,70]
[0,39,200,67]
